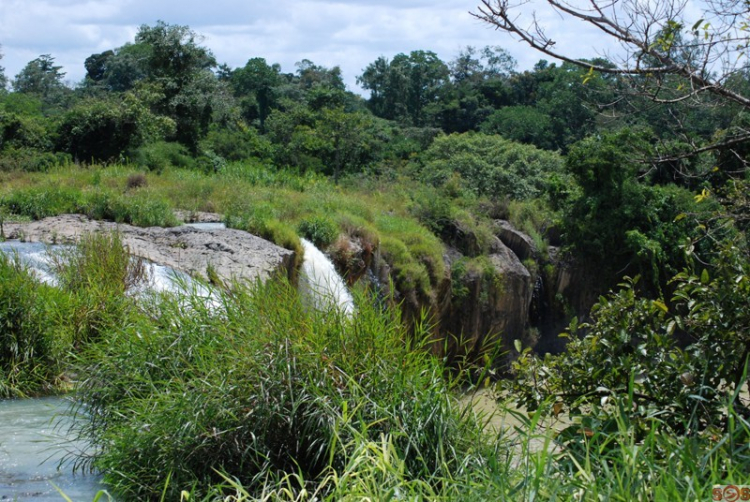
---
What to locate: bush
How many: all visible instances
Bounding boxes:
[0,147,72,172]
[129,141,195,172]
[418,132,565,201]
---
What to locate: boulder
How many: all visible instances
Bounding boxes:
[493,220,537,261]
[4,214,295,283]
[440,236,533,362]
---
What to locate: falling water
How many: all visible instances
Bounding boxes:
[299,238,355,315]
[0,240,205,297]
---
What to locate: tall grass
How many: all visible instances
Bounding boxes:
[0,251,69,397]
[52,232,147,347]
[67,277,492,500]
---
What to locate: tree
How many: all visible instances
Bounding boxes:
[12,55,70,107]
[0,46,7,92]
[231,58,282,131]
[359,51,449,126]
[473,0,750,162]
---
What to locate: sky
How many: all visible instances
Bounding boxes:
[0,0,637,94]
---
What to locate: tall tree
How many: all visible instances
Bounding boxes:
[231,58,282,131]
[12,55,69,106]
[359,51,449,126]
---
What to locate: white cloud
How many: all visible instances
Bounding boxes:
[0,0,632,92]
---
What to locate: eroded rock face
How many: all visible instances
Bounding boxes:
[440,236,533,362]
[4,214,295,283]
[494,220,537,262]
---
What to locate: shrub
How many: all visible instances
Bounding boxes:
[129,141,195,172]
[125,172,147,190]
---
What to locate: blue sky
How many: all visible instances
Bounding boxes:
[0,0,642,93]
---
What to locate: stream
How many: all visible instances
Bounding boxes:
[0,397,106,501]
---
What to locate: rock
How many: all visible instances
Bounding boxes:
[440,236,533,362]
[494,220,537,261]
[4,214,295,283]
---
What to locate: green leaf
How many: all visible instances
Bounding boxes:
[652,299,669,313]
[701,268,710,284]
[514,339,522,353]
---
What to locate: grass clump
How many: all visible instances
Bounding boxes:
[84,191,180,227]
[297,215,338,248]
[69,280,487,500]
[0,252,68,397]
[0,185,84,220]
[52,231,147,346]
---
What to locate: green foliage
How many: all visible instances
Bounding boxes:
[129,141,195,172]
[563,129,715,287]
[84,190,180,227]
[70,279,482,500]
[0,110,52,152]
[506,228,750,437]
[200,126,273,162]
[1,185,83,219]
[419,132,565,201]
[52,232,145,346]
[56,95,174,162]
[480,105,553,149]
[56,98,139,162]
[358,50,450,126]
[298,215,338,248]
[0,148,71,172]
[12,54,72,109]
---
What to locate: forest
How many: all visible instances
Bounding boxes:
[0,0,749,499]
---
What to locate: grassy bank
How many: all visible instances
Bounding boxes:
[0,162,456,302]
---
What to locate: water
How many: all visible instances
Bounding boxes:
[0,240,205,298]
[0,397,107,501]
[0,236,354,500]
[299,238,355,315]
[0,241,60,285]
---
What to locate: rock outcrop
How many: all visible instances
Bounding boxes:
[4,214,295,282]
[494,220,537,261]
[440,236,533,362]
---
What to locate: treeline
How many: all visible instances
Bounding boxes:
[0,20,747,291]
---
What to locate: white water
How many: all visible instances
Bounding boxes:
[183,222,226,231]
[0,240,206,298]
[299,238,355,315]
[0,397,106,501]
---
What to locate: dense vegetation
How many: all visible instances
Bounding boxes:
[0,8,749,500]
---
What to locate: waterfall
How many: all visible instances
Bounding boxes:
[0,241,204,297]
[299,238,354,315]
